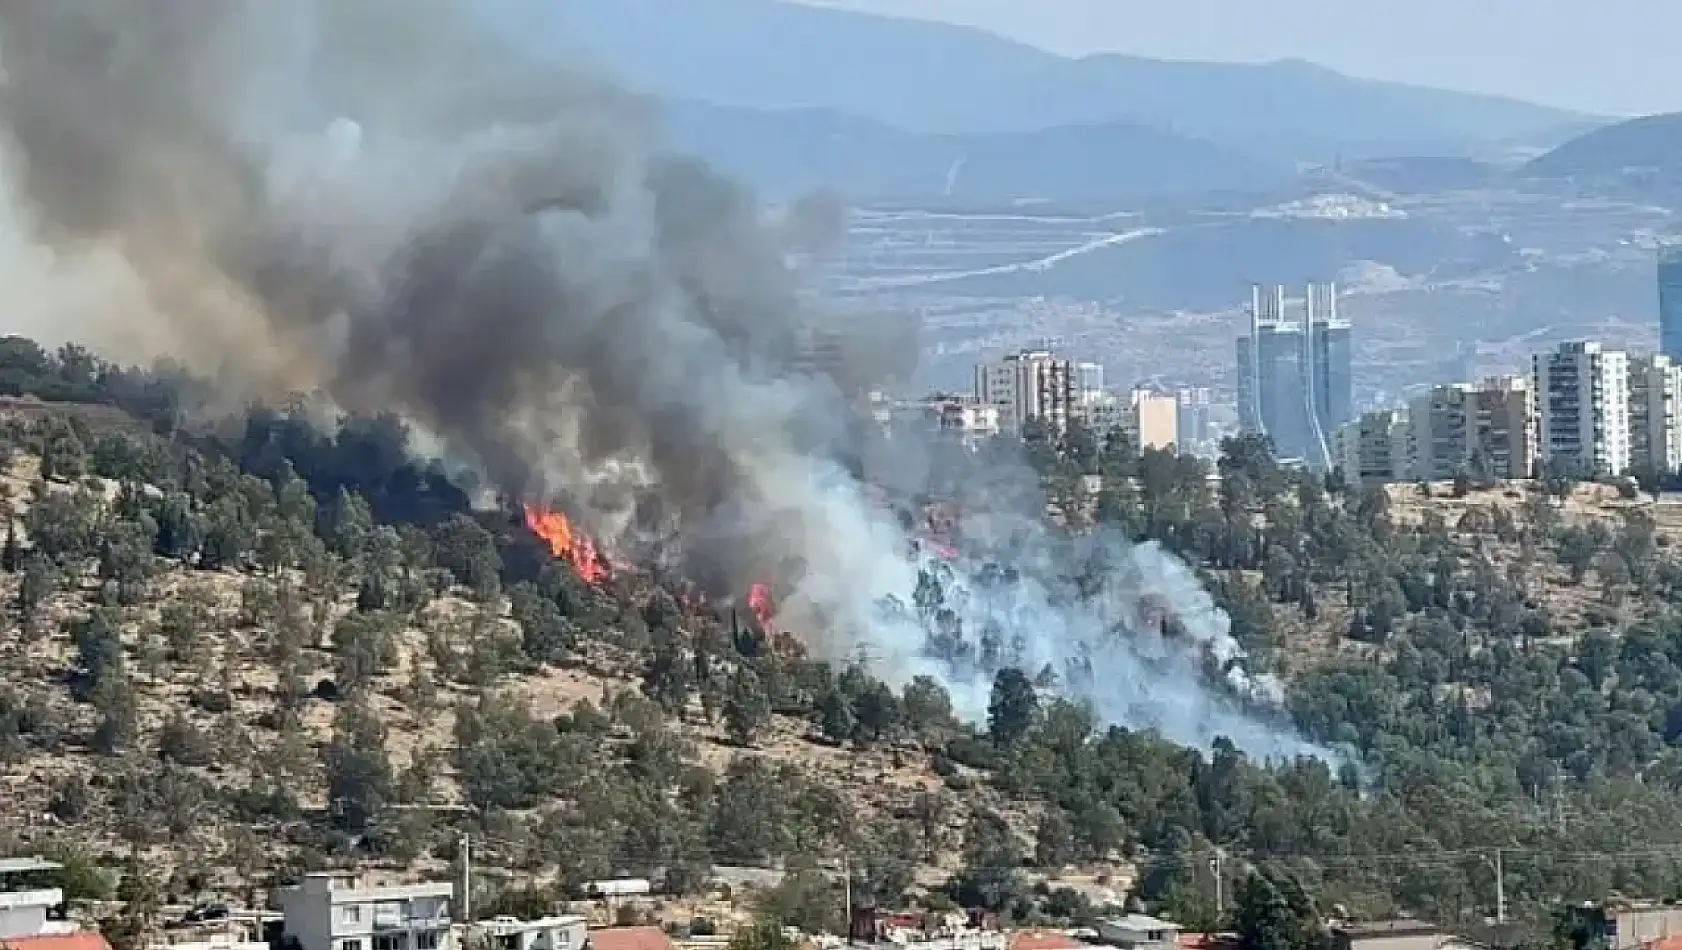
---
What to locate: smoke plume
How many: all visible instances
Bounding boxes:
[0,0,1332,762]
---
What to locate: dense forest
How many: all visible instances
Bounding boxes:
[0,336,1680,949]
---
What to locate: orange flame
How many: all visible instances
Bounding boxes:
[523,504,608,586]
[747,582,775,631]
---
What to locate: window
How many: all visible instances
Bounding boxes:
[373,935,403,950]
[416,932,441,950]
[340,940,364,950]
[341,907,364,926]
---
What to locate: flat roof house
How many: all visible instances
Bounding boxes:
[277,874,454,950]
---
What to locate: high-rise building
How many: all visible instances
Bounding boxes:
[1659,245,1682,361]
[1308,282,1355,436]
[974,349,1076,436]
[1333,409,1407,486]
[1128,389,1179,450]
[1629,353,1682,475]
[1076,362,1106,396]
[1176,388,1214,447]
[1235,282,1352,468]
[1405,376,1534,481]
[1533,341,1631,477]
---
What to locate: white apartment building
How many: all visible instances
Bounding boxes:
[1533,341,1631,477]
[277,873,454,950]
[1333,409,1408,486]
[1405,376,1535,481]
[974,349,1076,436]
[467,917,586,950]
[917,394,1001,448]
[1629,353,1682,475]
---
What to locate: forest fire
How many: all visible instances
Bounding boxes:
[522,503,607,586]
[747,582,775,631]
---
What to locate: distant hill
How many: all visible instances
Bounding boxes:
[661,100,1293,201]
[1525,111,1682,179]
[535,0,1592,164]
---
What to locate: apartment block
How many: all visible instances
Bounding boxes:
[278,873,454,950]
[1629,353,1682,475]
[1406,376,1535,481]
[1533,341,1631,477]
[1074,390,1127,437]
[916,394,1000,448]
[1333,409,1407,486]
[974,349,1076,436]
[1128,389,1179,450]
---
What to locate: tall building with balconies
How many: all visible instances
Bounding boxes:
[1629,353,1682,476]
[1533,341,1630,478]
[974,348,1076,436]
[1333,409,1407,486]
[1406,376,1535,481]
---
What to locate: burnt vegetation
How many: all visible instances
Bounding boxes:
[5,337,1682,939]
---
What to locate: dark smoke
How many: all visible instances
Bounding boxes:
[0,0,1336,763]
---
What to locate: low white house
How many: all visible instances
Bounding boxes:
[0,857,71,940]
[467,916,586,950]
[277,873,454,950]
[1096,915,1180,950]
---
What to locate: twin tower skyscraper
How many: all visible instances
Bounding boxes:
[1236,283,1354,469]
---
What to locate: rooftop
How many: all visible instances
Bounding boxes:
[586,928,673,950]
[0,859,61,876]
[1332,921,1442,938]
[0,934,112,950]
[1102,917,1181,934]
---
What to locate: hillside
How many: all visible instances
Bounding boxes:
[1524,111,1682,179]
[534,0,1590,163]
[15,341,1682,943]
[662,101,1293,201]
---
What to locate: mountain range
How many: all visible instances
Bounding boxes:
[507,0,1599,202]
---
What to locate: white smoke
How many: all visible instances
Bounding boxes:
[0,0,1336,766]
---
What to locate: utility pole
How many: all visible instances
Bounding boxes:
[843,852,852,937]
[1493,848,1505,925]
[460,832,472,926]
[1209,848,1225,917]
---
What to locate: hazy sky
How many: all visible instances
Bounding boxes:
[798,0,1680,117]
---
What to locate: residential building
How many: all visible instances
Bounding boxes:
[1235,282,1351,468]
[1097,915,1182,950]
[1629,353,1682,475]
[468,917,586,950]
[974,349,1076,436]
[1129,389,1179,450]
[1533,341,1631,477]
[1404,377,1533,481]
[906,394,1000,448]
[1333,409,1407,486]
[1660,244,1682,362]
[277,873,454,950]
[1564,900,1682,950]
[0,857,69,940]
[1329,921,1457,950]
[1077,362,1106,395]
[1075,391,1128,437]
